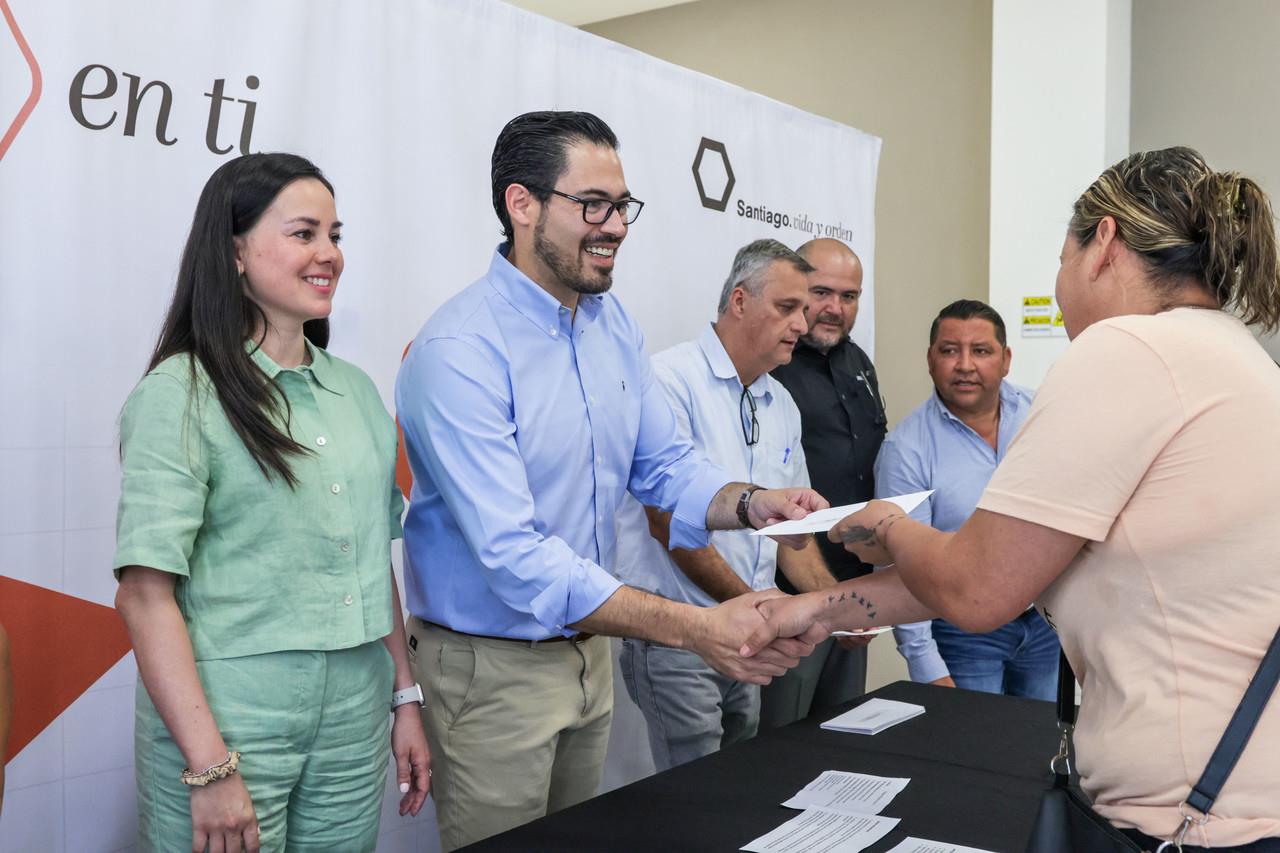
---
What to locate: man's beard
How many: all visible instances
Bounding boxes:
[800,313,849,353]
[534,214,615,296]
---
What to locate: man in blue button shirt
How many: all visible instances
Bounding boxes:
[874,300,1060,698]
[395,111,826,851]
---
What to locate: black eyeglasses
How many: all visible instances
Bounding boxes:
[739,385,759,446]
[539,188,645,225]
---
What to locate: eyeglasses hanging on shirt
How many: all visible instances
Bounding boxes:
[855,369,888,426]
[739,384,759,446]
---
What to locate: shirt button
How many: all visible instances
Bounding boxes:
[343,594,354,606]
[841,393,847,400]
[589,396,597,406]
[550,327,558,336]
[330,483,342,495]
[316,436,327,446]
[596,455,603,464]
[339,542,351,553]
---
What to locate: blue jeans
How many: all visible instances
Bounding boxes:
[619,638,759,771]
[931,609,1059,700]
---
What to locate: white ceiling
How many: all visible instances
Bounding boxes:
[506,0,696,27]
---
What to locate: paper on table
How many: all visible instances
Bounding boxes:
[831,626,893,638]
[750,490,932,537]
[883,838,998,853]
[740,808,899,853]
[821,698,925,735]
[782,770,909,816]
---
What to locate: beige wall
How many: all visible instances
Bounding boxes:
[587,0,993,426]
[1132,0,1280,196]
[588,0,992,688]
[1132,0,1280,361]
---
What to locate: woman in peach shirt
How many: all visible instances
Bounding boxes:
[751,147,1280,850]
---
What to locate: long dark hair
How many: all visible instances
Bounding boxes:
[148,152,335,486]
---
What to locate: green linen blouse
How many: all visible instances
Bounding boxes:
[113,342,403,660]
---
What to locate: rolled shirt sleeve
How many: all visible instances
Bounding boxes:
[387,478,405,540]
[114,371,210,578]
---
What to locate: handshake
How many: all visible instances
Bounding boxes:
[687,589,832,685]
[687,499,905,685]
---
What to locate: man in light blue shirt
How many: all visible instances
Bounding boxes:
[875,300,1059,698]
[616,239,837,770]
[395,111,825,851]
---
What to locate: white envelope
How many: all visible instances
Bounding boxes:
[750,490,932,537]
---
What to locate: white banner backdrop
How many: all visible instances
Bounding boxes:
[0,1,879,849]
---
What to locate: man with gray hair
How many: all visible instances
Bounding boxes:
[616,238,839,770]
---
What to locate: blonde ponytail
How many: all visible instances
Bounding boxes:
[1070,147,1280,332]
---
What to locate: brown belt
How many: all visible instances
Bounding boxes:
[420,618,594,645]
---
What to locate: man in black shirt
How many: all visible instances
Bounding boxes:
[761,238,888,727]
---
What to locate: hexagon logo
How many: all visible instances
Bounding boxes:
[692,137,734,212]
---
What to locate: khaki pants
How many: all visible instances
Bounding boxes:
[407,617,613,851]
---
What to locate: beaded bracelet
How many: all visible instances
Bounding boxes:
[180,751,241,787]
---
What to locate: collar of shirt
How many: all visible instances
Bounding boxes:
[245,339,345,396]
[927,380,1027,456]
[697,321,774,404]
[485,245,604,338]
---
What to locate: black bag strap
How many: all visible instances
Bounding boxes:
[1055,626,1280,816]
[1055,649,1075,728]
[1186,625,1280,814]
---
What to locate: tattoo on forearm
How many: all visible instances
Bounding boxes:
[826,588,877,621]
[838,525,878,546]
[838,513,904,551]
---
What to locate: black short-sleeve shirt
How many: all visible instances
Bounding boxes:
[770,337,887,587]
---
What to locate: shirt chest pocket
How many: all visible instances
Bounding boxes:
[590,370,642,490]
[750,430,796,486]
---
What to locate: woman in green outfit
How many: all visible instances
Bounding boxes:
[114,153,430,853]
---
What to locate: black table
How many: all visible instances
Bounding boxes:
[465,681,1059,852]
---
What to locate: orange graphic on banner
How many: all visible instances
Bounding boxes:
[396,341,414,498]
[0,576,132,761]
[396,420,413,498]
[0,0,43,161]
